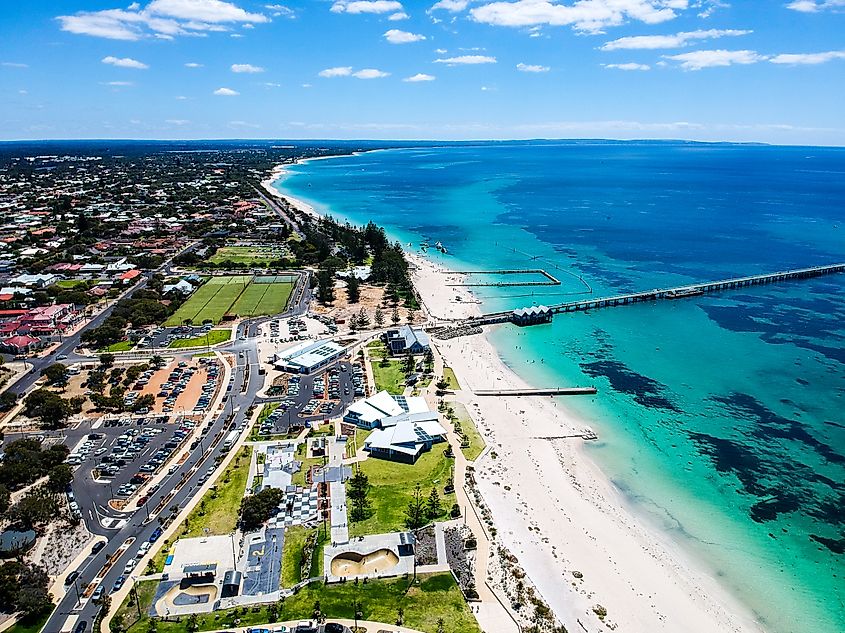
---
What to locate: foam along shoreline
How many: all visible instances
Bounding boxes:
[267,163,764,633]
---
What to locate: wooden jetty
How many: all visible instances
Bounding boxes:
[474,387,597,396]
[469,262,845,326]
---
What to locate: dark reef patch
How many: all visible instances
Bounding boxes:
[580,359,680,412]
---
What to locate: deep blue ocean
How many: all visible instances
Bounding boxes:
[275,142,845,633]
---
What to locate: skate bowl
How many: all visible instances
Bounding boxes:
[155,583,218,615]
[330,548,400,577]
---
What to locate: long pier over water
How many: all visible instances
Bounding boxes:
[470,262,845,325]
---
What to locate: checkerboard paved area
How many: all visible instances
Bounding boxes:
[268,485,319,528]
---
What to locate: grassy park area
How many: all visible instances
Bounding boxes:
[168,329,231,348]
[4,612,51,633]
[164,275,293,326]
[281,525,316,587]
[349,448,455,537]
[442,366,461,391]
[118,573,479,633]
[207,245,290,266]
[450,402,485,461]
[371,358,406,395]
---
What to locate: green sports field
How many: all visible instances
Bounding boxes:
[164,275,294,325]
[206,244,291,266]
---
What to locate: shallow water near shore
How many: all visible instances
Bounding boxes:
[274,142,845,633]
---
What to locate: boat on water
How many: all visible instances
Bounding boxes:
[435,241,448,254]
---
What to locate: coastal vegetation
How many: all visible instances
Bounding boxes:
[167,329,231,348]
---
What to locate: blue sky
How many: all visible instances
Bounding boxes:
[1,0,844,144]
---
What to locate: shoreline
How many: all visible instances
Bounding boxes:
[266,159,765,633]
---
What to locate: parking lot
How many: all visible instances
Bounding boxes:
[255,361,360,436]
[66,415,210,511]
[136,357,221,414]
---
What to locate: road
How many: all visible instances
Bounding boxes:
[39,271,313,633]
[43,339,264,633]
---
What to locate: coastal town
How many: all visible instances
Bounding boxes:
[0,142,570,633]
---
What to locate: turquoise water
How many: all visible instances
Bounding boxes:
[274,142,845,633]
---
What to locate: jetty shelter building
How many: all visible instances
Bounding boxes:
[511,305,552,327]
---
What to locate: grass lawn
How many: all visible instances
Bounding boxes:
[451,402,485,461]
[231,281,293,317]
[281,525,315,587]
[4,610,52,633]
[53,279,88,289]
[102,340,134,352]
[168,329,231,348]
[309,526,329,578]
[349,449,455,537]
[114,578,158,632]
[443,366,461,391]
[192,351,216,358]
[207,245,289,266]
[371,358,406,395]
[121,573,478,633]
[291,454,323,487]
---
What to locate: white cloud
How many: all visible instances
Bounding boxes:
[263,81,282,87]
[166,119,190,125]
[769,50,845,64]
[175,95,188,99]
[330,1,404,14]
[231,63,264,73]
[103,80,135,85]
[213,87,239,95]
[605,62,651,70]
[664,49,764,70]
[57,0,267,41]
[470,0,686,33]
[102,56,149,69]
[1,62,29,68]
[184,62,203,68]
[319,66,353,77]
[352,68,390,78]
[265,4,295,17]
[601,28,751,50]
[786,0,845,12]
[430,0,470,10]
[384,29,426,43]
[404,72,436,81]
[435,48,447,53]
[434,54,497,64]
[516,62,550,72]
[388,11,409,19]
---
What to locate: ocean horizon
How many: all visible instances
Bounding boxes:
[274,141,845,633]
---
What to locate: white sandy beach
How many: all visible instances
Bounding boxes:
[410,253,764,633]
[266,173,765,633]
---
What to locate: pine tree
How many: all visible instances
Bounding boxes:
[346,274,360,304]
[401,351,415,376]
[404,483,426,529]
[391,306,401,325]
[426,487,442,519]
[357,308,370,328]
[374,306,385,327]
[347,471,371,521]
